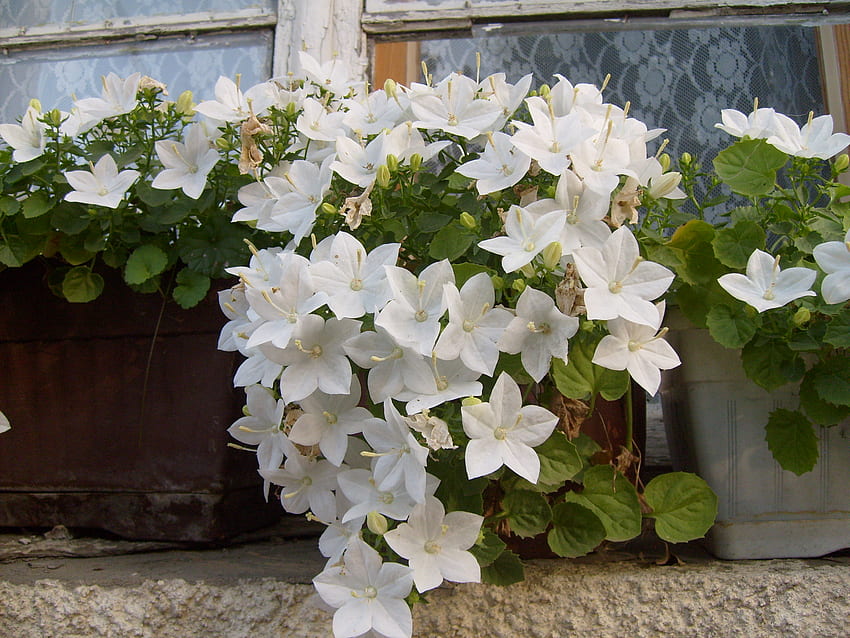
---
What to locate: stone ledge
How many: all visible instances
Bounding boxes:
[2,527,849,638]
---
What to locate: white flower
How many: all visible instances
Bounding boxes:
[73,72,140,122]
[337,468,439,523]
[396,357,482,415]
[63,154,139,209]
[384,496,483,593]
[767,112,850,160]
[0,410,9,434]
[296,97,348,142]
[0,105,46,163]
[813,230,850,304]
[479,72,533,131]
[718,249,816,312]
[478,205,565,273]
[342,89,405,136]
[194,76,275,122]
[455,131,531,195]
[715,106,779,139]
[461,372,559,483]
[298,51,359,97]
[313,538,414,638]
[332,132,402,188]
[410,72,502,139]
[362,399,430,501]
[497,286,579,383]
[510,97,594,175]
[375,260,454,356]
[573,226,674,327]
[592,302,680,396]
[289,375,380,466]
[263,158,334,242]
[434,273,513,375]
[152,123,219,199]
[260,438,340,522]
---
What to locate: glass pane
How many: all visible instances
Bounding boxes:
[420,26,824,164]
[0,0,275,28]
[0,30,274,121]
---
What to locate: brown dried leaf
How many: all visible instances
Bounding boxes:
[551,393,590,440]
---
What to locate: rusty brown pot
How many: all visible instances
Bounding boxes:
[0,261,280,542]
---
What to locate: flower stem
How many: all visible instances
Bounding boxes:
[624,382,633,453]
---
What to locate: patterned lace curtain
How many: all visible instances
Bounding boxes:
[420,26,824,165]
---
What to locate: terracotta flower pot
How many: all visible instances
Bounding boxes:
[0,261,280,542]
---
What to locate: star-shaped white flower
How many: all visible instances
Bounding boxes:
[410,72,502,139]
[573,226,674,327]
[0,410,9,434]
[63,154,140,209]
[298,50,359,97]
[478,205,565,273]
[194,76,274,122]
[337,468,439,523]
[455,131,531,196]
[264,158,334,243]
[479,72,533,131]
[434,273,513,375]
[461,372,559,483]
[592,302,680,396]
[73,72,141,123]
[0,104,46,163]
[384,495,483,593]
[767,112,850,160]
[313,538,414,638]
[396,357,483,415]
[152,123,219,199]
[342,89,405,137]
[715,106,779,140]
[296,97,348,143]
[289,375,381,466]
[813,230,850,305]
[497,286,579,383]
[510,97,594,175]
[718,249,816,312]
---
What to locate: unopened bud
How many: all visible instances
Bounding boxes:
[366,511,389,536]
[512,278,527,293]
[175,90,194,115]
[538,84,550,98]
[409,153,422,172]
[542,242,562,270]
[376,164,391,189]
[491,275,504,290]
[519,263,536,278]
[28,98,42,112]
[321,202,337,215]
[386,153,399,172]
[581,320,595,332]
[214,137,232,150]
[835,153,850,173]
[241,405,251,417]
[461,397,482,407]
[285,101,298,118]
[793,307,811,326]
[658,153,671,172]
[680,152,692,166]
[459,212,476,230]
[45,109,63,127]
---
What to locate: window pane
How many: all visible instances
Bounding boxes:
[1,0,275,28]
[0,30,273,121]
[420,26,824,163]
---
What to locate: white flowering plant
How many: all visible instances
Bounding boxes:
[638,104,850,477]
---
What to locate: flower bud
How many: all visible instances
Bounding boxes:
[285,101,298,118]
[28,98,42,112]
[512,278,527,293]
[242,405,251,417]
[459,212,476,230]
[366,511,389,536]
[648,172,682,199]
[519,263,536,278]
[386,153,399,173]
[376,164,391,189]
[680,152,692,167]
[491,275,504,290]
[461,397,482,406]
[658,153,671,172]
[321,202,337,216]
[45,109,64,127]
[793,307,811,327]
[175,90,194,116]
[581,320,595,332]
[214,137,232,150]
[542,241,562,270]
[384,78,398,99]
[538,84,550,98]
[835,153,850,173]
[409,153,422,172]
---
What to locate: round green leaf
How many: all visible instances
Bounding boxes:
[765,408,819,476]
[480,549,524,586]
[124,244,168,285]
[536,433,584,485]
[712,221,765,269]
[563,465,642,542]
[62,267,104,303]
[172,269,211,309]
[643,472,718,543]
[713,138,787,196]
[800,372,850,426]
[547,502,606,558]
[501,489,552,539]
[741,339,795,391]
[706,303,759,349]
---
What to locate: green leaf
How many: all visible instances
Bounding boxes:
[824,315,850,349]
[61,267,104,302]
[666,220,725,286]
[536,433,583,485]
[172,269,210,309]
[563,465,642,542]
[452,262,493,288]
[431,449,487,515]
[51,203,91,235]
[800,371,850,426]
[643,472,717,543]
[469,528,506,567]
[712,221,765,269]
[428,223,475,261]
[551,332,629,401]
[416,212,453,233]
[547,502,606,558]
[124,244,168,285]
[22,191,52,218]
[501,490,552,539]
[480,549,524,586]
[57,238,94,266]
[705,303,759,348]
[0,235,41,267]
[0,195,21,216]
[713,138,788,196]
[765,408,819,475]
[741,339,795,392]
[811,357,850,407]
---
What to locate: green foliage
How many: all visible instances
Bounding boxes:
[562,465,642,542]
[713,138,788,196]
[547,502,606,558]
[643,472,717,543]
[501,490,552,538]
[480,549,525,586]
[551,331,630,402]
[535,432,583,485]
[765,408,819,475]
